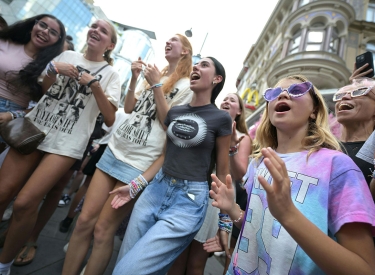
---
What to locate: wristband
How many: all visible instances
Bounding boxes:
[129,174,149,199]
[151,83,163,89]
[52,61,59,74]
[87,78,99,88]
[10,110,26,119]
[233,204,243,223]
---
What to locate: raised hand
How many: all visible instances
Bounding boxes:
[257,148,296,223]
[144,64,162,87]
[210,174,235,212]
[349,63,373,82]
[109,185,131,209]
[131,57,147,80]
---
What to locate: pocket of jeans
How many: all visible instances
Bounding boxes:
[185,185,208,207]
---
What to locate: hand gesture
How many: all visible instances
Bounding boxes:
[144,64,161,87]
[109,185,132,209]
[349,63,373,82]
[230,121,244,147]
[210,174,236,212]
[257,148,296,223]
[54,62,79,79]
[131,57,147,80]
[0,112,13,125]
[203,230,231,258]
[78,72,95,86]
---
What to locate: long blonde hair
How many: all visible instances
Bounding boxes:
[253,75,340,160]
[146,34,192,94]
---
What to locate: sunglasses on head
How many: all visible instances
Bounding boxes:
[333,86,374,101]
[263,81,313,102]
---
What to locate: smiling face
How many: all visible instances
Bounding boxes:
[30,16,61,49]
[220,93,241,121]
[165,35,186,61]
[87,20,115,54]
[335,84,375,126]
[268,78,316,133]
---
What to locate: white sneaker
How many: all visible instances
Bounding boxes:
[214,251,226,257]
[2,206,12,221]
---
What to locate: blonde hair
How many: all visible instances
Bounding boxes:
[85,19,117,66]
[253,75,340,160]
[146,34,192,94]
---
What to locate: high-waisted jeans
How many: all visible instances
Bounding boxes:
[113,169,209,275]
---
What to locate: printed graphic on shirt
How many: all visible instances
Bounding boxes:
[115,87,182,146]
[30,67,102,135]
[166,113,207,148]
[235,167,319,275]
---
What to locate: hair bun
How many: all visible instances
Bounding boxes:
[66,35,73,41]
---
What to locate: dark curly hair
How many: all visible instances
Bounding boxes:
[0,14,66,101]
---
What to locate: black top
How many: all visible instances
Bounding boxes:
[341,141,372,186]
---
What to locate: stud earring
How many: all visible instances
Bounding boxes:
[212,81,216,85]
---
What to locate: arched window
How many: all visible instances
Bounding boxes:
[306,23,325,51]
[288,30,301,54]
[329,27,339,54]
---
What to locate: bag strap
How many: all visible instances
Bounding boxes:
[92,64,110,76]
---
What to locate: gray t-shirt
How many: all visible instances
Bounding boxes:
[163,103,232,181]
[356,129,375,165]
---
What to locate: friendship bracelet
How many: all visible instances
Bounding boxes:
[47,62,58,75]
[129,174,149,199]
[10,110,26,119]
[151,83,163,89]
[229,143,240,153]
[7,111,14,120]
[233,204,243,223]
[229,150,238,157]
[52,61,59,74]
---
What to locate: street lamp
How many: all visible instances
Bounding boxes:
[185,28,208,63]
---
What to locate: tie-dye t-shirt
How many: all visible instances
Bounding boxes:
[227,148,375,275]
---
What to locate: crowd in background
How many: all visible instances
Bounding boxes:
[0,12,374,275]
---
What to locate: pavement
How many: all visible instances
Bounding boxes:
[0,195,225,275]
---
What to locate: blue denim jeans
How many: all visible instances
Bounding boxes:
[0,98,24,143]
[113,169,209,275]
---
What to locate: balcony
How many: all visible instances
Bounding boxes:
[267,51,351,88]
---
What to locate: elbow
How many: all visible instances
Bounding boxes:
[104,116,115,127]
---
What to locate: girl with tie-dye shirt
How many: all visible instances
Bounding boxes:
[207,75,375,274]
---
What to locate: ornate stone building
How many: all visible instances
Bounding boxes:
[237,0,375,126]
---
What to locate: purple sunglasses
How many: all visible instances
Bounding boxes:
[263,81,314,102]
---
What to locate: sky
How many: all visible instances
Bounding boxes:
[95,0,279,104]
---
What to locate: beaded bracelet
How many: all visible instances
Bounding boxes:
[151,83,163,89]
[10,110,26,119]
[218,213,233,233]
[233,204,243,223]
[129,174,149,199]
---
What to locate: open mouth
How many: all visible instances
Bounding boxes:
[221,104,230,110]
[275,102,291,112]
[191,73,200,81]
[90,34,100,41]
[37,34,48,42]
[338,102,354,111]
[165,46,172,51]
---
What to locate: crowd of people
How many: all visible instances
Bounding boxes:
[0,12,374,275]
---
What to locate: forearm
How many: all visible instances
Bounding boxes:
[124,77,138,113]
[282,208,375,275]
[90,83,116,126]
[153,87,169,127]
[42,75,56,94]
[141,154,165,183]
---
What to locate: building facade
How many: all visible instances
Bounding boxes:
[237,0,375,126]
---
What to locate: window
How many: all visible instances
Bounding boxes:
[329,27,339,54]
[288,31,301,54]
[298,0,311,7]
[367,2,375,22]
[305,23,325,51]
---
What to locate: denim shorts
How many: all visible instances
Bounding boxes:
[0,98,25,143]
[96,147,143,184]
